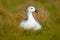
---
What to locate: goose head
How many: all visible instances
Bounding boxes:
[27,6,38,13]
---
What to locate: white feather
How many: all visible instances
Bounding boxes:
[20,6,42,31]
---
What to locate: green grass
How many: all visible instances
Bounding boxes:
[0,0,60,40]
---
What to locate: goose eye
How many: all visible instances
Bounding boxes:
[31,8,33,9]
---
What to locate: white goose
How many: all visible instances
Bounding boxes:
[20,6,42,31]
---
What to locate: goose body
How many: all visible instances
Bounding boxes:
[20,6,42,31]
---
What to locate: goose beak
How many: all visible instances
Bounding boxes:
[35,10,38,13]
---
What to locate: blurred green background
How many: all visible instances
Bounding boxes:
[0,0,60,40]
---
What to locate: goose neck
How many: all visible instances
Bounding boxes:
[27,12,35,21]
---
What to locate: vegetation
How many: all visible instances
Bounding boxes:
[0,0,60,40]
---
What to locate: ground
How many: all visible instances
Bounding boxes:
[0,0,60,40]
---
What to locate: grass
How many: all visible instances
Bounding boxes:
[0,0,60,40]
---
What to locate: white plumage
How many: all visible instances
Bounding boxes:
[20,6,42,31]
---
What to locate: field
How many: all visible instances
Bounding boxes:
[0,0,60,40]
